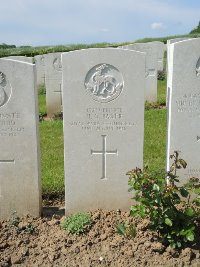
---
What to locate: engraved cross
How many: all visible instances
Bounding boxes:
[54,84,63,106]
[0,160,15,164]
[91,135,118,180]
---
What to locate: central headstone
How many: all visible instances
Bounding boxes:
[62,48,145,213]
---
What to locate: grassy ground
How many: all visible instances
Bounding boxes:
[39,120,64,192]
[157,79,167,104]
[144,108,166,172]
[38,76,167,193]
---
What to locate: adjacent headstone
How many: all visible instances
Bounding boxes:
[5,56,33,64]
[152,41,165,71]
[44,53,62,117]
[34,55,45,86]
[0,59,41,219]
[121,43,157,102]
[167,38,191,74]
[166,38,192,105]
[167,37,190,45]
[166,38,200,183]
[62,48,145,214]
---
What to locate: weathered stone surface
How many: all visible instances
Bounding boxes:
[62,48,145,214]
[152,41,165,71]
[121,43,157,102]
[0,59,41,219]
[167,38,200,182]
[5,56,33,63]
[34,55,45,86]
[167,38,191,75]
[44,53,62,117]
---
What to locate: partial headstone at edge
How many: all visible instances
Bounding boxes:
[166,38,200,183]
[0,59,41,219]
[5,56,33,64]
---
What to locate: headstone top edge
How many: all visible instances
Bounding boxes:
[61,47,146,58]
[169,38,199,46]
[0,58,35,66]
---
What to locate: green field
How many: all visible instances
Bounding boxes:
[38,77,167,193]
[1,32,200,59]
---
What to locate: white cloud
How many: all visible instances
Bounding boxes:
[151,22,164,30]
[100,29,110,32]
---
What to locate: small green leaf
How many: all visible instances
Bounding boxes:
[153,184,160,192]
[194,197,200,206]
[180,188,189,198]
[185,208,195,217]
[116,223,126,236]
[165,218,173,226]
[186,232,194,241]
[179,159,187,169]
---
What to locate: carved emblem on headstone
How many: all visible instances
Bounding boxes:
[196,57,200,77]
[85,63,124,103]
[53,57,62,72]
[0,72,12,107]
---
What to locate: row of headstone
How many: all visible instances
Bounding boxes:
[38,41,165,117]
[1,38,199,220]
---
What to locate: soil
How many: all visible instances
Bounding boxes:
[1,194,200,267]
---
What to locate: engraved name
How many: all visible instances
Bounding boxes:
[0,112,24,136]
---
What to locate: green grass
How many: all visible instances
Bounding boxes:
[144,109,167,172]
[38,84,46,114]
[157,79,167,105]
[39,120,64,193]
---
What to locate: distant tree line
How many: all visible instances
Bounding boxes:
[0,43,16,49]
[190,21,200,34]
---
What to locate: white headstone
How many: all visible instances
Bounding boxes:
[121,43,158,102]
[166,38,193,105]
[34,55,45,86]
[167,38,191,74]
[167,37,190,45]
[167,38,200,182]
[44,53,62,117]
[0,59,41,219]
[152,41,165,71]
[5,56,33,63]
[62,48,145,214]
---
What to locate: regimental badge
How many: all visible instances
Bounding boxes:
[85,63,124,103]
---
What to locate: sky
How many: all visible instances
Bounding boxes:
[0,0,200,46]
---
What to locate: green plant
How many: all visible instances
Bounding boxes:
[9,211,20,227]
[116,222,136,238]
[53,111,63,120]
[157,70,165,81]
[23,223,36,234]
[38,84,46,95]
[127,151,200,248]
[39,112,46,121]
[61,212,92,234]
